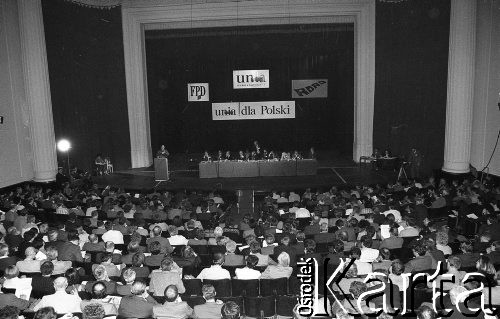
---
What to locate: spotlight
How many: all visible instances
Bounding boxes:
[57,139,71,152]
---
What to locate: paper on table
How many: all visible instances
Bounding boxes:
[466,214,478,219]
[380,224,390,240]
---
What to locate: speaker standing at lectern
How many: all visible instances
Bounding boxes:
[156,145,169,158]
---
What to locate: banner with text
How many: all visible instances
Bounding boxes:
[291,79,328,98]
[187,83,209,101]
[212,101,295,120]
[233,70,269,89]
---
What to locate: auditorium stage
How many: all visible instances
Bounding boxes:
[92,162,398,192]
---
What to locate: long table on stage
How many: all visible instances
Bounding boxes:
[199,159,317,178]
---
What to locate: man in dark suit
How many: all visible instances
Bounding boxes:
[58,233,84,262]
[82,234,105,252]
[31,261,56,299]
[118,280,158,318]
[95,241,122,265]
[404,241,432,273]
[144,242,166,267]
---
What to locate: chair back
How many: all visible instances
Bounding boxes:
[244,296,275,317]
[260,278,288,296]
[182,278,202,296]
[203,279,232,297]
[232,279,259,297]
[276,295,297,317]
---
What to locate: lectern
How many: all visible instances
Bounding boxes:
[154,158,169,181]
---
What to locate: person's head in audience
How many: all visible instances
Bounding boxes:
[195,229,205,241]
[47,230,58,242]
[476,255,496,278]
[34,307,57,319]
[164,284,179,303]
[101,252,113,265]
[40,261,54,277]
[390,260,404,276]
[360,236,373,249]
[201,284,217,301]
[0,244,9,258]
[24,246,37,260]
[225,240,237,254]
[148,242,162,255]
[127,241,140,255]
[345,263,358,278]
[412,241,427,257]
[328,239,344,255]
[390,226,399,238]
[249,241,261,254]
[417,305,436,319]
[245,255,259,269]
[379,248,391,261]
[96,221,105,229]
[349,247,361,260]
[304,239,317,254]
[93,265,109,281]
[68,232,79,245]
[435,231,449,247]
[277,252,290,267]
[38,223,49,234]
[265,234,275,246]
[460,241,474,254]
[123,268,136,284]
[45,246,59,261]
[214,227,224,238]
[152,226,162,238]
[160,256,175,271]
[245,235,256,246]
[181,246,196,259]
[65,267,80,286]
[280,236,291,247]
[91,281,108,300]
[131,280,147,296]
[88,234,99,243]
[221,301,240,319]
[337,231,349,242]
[82,304,105,319]
[446,255,462,272]
[168,225,179,236]
[4,265,19,280]
[132,252,145,267]
[53,277,69,292]
[213,252,225,266]
[105,241,115,253]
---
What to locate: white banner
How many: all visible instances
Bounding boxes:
[212,101,295,120]
[292,79,328,98]
[187,83,209,101]
[233,70,269,89]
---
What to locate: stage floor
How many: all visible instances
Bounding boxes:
[92,164,399,192]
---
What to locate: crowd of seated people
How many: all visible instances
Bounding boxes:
[0,174,498,318]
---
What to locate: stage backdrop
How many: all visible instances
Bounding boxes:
[145,24,355,157]
[42,0,451,172]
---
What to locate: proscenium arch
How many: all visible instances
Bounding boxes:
[121,0,375,168]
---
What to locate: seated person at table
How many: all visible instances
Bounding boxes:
[262,149,269,160]
[217,150,224,161]
[383,149,391,158]
[202,151,211,162]
[281,151,291,161]
[224,151,232,161]
[238,151,245,161]
[291,150,302,160]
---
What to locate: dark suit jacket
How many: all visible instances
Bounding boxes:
[31,275,55,298]
[145,254,165,267]
[314,233,336,244]
[404,255,432,273]
[95,252,122,265]
[58,242,83,262]
[457,253,481,269]
[116,284,133,296]
[118,295,158,318]
[82,242,105,252]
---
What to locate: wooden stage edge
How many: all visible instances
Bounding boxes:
[92,166,398,192]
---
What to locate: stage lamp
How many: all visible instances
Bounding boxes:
[57,139,71,178]
[57,139,71,152]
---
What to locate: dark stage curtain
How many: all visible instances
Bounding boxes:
[374,0,451,174]
[42,0,130,172]
[145,24,354,157]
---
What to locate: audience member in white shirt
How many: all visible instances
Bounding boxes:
[234,255,261,280]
